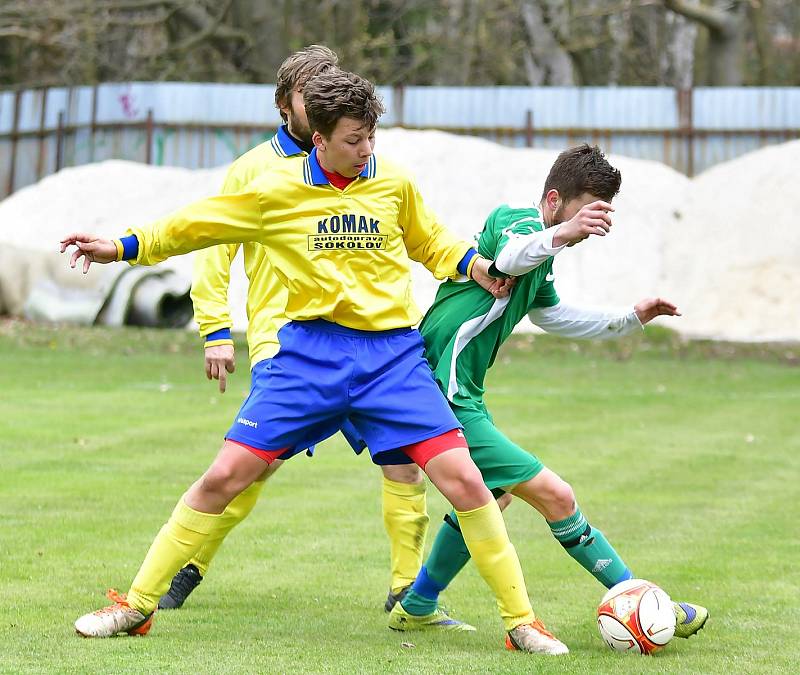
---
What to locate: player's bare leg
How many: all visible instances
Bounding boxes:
[75,441,273,637]
[159,457,285,609]
[511,468,708,638]
[419,446,567,654]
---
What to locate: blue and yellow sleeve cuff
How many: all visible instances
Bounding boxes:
[457,248,479,277]
[205,328,234,348]
[113,234,140,262]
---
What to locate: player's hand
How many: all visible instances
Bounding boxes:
[552,201,614,247]
[470,256,517,298]
[634,297,681,325]
[60,233,119,273]
[205,344,236,393]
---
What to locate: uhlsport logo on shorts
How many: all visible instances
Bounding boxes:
[237,417,258,429]
[308,213,387,251]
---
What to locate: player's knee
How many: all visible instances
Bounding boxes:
[199,463,249,498]
[546,478,576,521]
[447,467,491,510]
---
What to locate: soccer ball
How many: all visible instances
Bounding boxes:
[597,579,676,655]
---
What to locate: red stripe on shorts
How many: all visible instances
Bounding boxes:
[227,439,288,464]
[400,428,467,469]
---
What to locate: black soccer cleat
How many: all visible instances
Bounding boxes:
[158,564,203,610]
[384,585,410,613]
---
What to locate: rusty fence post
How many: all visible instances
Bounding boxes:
[6,89,22,196]
[90,84,98,163]
[686,87,694,177]
[677,87,694,177]
[145,108,154,164]
[392,84,405,127]
[36,87,48,181]
[55,111,65,172]
[525,109,533,147]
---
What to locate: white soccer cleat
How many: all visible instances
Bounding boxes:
[505,619,569,655]
[74,589,153,638]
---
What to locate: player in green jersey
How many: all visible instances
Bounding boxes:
[388,144,708,648]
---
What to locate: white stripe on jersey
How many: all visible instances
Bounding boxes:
[447,295,511,401]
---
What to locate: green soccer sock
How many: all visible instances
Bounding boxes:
[548,507,632,588]
[401,511,471,616]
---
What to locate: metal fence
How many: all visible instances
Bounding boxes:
[2,83,799,200]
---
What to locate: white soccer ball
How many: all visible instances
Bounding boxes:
[596,578,676,654]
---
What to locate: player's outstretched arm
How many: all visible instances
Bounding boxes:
[529,297,680,340]
[62,192,265,274]
[60,233,119,273]
[634,297,681,324]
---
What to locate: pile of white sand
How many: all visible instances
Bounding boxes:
[375,130,689,321]
[0,129,797,342]
[660,140,800,341]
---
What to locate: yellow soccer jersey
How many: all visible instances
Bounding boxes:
[191,127,308,366]
[122,149,472,331]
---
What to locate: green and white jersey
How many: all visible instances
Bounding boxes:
[420,205,562,412]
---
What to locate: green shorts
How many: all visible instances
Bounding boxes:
[454,406,544,492]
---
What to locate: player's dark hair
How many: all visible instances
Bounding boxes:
[303,70,385,138]
[541,144,622,202]
[274,45,339,122]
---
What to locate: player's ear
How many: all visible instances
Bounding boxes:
[312,130,325,150]
[546,189,561,212]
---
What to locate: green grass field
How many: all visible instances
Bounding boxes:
[1,320,798,674]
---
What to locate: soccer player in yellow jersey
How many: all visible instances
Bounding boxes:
[65,70,567,655]
[162,46,431,615]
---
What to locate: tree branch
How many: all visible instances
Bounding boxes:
[173,1,251,48]
[0,0,183,19]
[663,0,732,35]
[0,27,51,44]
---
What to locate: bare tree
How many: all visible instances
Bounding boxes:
[0,0,796,88]
[663,0,746,85]
[0,0,252,86]
[519,0,576,84]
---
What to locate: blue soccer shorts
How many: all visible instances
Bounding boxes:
[225,319,461,465]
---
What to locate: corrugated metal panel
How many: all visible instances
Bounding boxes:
[42,88,72,127]
[0,91,16,133]
[691,131,799,174]
[46,82,399,126]
[694,87,800,129]
[2,83,798,200]
[402,86,678,128]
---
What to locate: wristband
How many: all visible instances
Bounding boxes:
[119,234,139,261]
[457,248,479,277]
[205,338,234,348]
[487,261,510,279]
[465,254,479,279]
[205,328,232,344]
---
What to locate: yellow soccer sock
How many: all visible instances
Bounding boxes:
[189,479,267,576]
[456,500,535,631]
[382,477,429,593]
[127,496,222,615]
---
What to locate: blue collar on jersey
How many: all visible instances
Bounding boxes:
[270,124,307,158]
[303,147,377,186]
